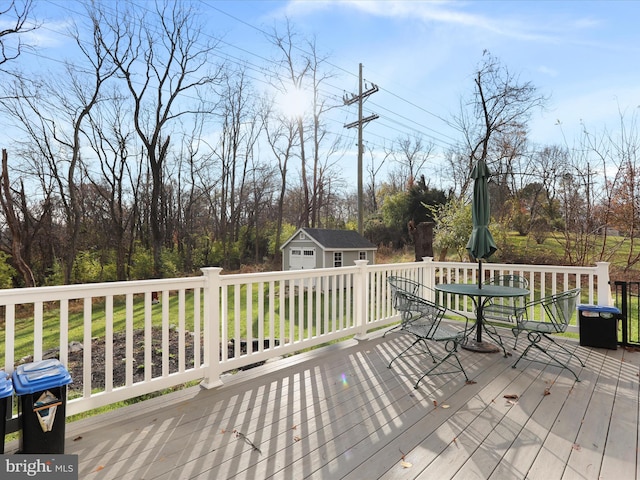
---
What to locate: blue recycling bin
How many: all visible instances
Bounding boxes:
[0,371,13,454]
[578,304,620,350]
[12,359,72,454]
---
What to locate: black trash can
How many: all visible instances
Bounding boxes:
[578,304,620,350]
[12,359,72,454]
[0,371,13,454]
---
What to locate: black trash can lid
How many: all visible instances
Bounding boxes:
[578,304,621,314]
[12,359,72,394]
[0,371,12,399]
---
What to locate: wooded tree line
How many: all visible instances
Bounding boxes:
[0,1,638,288]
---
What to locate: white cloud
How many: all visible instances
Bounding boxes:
[284,0,602,45]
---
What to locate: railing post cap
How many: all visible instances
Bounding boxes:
[201,267,223,276]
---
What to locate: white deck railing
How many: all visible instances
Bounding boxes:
[0,259,611,426]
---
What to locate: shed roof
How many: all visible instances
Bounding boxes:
[281,228,376,251]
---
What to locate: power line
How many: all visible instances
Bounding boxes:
[14,0,464,166]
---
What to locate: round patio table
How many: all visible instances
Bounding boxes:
[434,283,530,354]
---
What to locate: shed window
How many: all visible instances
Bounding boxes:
[359,251,367,260]
[304,249,314,256]
[291,249,301,256]
[334,252,343,267]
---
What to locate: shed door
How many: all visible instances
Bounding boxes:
[289,248,316,270]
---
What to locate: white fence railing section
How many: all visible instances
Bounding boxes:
[0,259,612,428]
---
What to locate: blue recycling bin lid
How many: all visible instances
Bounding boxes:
[0,371,12,399]
[12,359,72,395]
[578,304,621,314]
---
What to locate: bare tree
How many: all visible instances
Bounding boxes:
[211,66,262,268]
[262,98,298,264]
[269,21,342,228]
[247,159,277,263]
[454,52,547,198]
[83,87,140,280]
[386,134,434,186]
[365,143,388,213]
[173,115,217,272]
[0,0,36,68]
[269,22,311,226]
[513,145,567,240]
[580,110,639,269]
[0,149,35,285]
[534,136,605,265]
[95,0,223,277]
[305,39,342,228]
[0,9,119,283]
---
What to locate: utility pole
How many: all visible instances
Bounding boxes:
[344,63,378,235]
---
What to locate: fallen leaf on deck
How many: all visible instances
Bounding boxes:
[506,399,518,406]
[94,466,104,472]
[543,388,551,396]
[433,400,438,407]
[572,443,582,451]
[294,436,301,442]
[291,425,297,430]
[465,380,477,385]
[441,404,450,409]
[504,394,519,400]
[400,461,413,468]
[233,429,262,454]
[73,436,83,441]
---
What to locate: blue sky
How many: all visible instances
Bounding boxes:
[242,0,640,148]
[10,0,640,187]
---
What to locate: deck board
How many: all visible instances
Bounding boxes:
[5,326,640,480]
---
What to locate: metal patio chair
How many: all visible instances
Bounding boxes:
[511,287,584,381]
[481,274,529,324]
[385,276,433,337]
[387,288,469,389]
[473,274,530,355]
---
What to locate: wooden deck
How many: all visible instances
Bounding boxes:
[7,326,640,479]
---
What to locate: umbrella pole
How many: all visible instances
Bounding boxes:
[462,258,499,353]
[477,259,483,343]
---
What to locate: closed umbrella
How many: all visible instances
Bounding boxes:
[465,159,498,349]
[466,159,497,275]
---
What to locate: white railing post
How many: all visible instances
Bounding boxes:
[353,260,369,340]
[421,257,435,301]
[596,262,612,306]
[200,267,224,389]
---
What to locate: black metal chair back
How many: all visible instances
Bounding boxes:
[386,276,430,336]
[511,288,584,381]
[386,287,469,389]
[482,274,529,325]
[484,274,529,289]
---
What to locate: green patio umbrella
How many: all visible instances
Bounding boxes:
[466,158,497,285]
[465,158,498,349]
